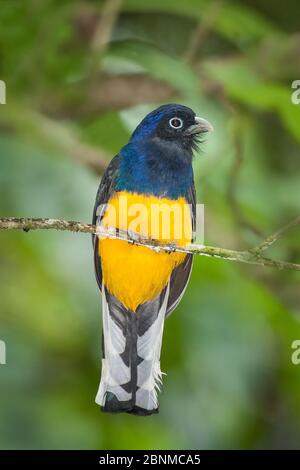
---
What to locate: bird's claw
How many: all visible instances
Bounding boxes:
[167,243,177,254]
[127,230,140,245]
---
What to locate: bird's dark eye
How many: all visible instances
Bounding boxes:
[169,117,183,129]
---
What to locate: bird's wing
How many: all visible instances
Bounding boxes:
[166,182,196,316]
[93,155,120,292]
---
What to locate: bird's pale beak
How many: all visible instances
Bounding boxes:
[184,116,214,136]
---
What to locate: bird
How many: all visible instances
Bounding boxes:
[92,103,213,415]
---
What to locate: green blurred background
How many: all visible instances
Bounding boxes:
[0,0,300,450]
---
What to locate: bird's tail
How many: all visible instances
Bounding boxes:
[95,284,169,415]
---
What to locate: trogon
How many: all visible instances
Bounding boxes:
[92,104,213,415]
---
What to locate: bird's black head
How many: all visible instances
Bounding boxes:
[130,103,213,152]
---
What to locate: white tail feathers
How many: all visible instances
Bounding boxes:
[136,284,169,410]
[95,287,131,406]
[96,283,169,412]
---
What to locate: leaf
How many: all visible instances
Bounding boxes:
[123,0,277,46]
[205,59,300,143]
[107,40,200,99]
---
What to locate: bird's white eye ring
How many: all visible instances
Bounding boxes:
[169,117,183,129]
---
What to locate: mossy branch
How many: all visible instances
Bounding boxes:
[0,217,299,271]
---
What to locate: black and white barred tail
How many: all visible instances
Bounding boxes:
[95,284,169,415]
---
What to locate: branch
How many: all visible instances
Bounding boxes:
[252,215,300,253]
[184,0,224,64]
[40,74,175,119]
[1,217,299,272]
[91,0,123,52]
[87,0,123,80]
[227,117,264,238]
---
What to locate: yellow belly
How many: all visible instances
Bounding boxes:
[99,191,192,311]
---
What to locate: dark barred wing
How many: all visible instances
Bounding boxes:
[93,155,120,292]
[166,182,196,316]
